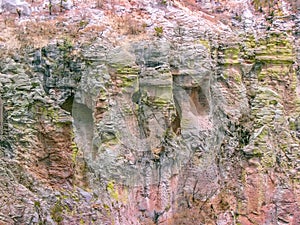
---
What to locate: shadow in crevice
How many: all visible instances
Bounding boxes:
[171,97,181,135]
[172,79,211,132]
[188,86,209,116]
[61,94,74,114]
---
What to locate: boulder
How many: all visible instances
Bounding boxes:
[1,0,31,15]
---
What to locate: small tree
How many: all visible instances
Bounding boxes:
[49,0,53,15]
[60,0,66,12]
[16,8,21,19]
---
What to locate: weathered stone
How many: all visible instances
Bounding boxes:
[0,1,299,224]
[1,0,31,15]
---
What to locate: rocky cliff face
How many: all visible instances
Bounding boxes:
[0,0,300,224]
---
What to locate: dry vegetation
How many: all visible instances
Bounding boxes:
[0,0,151,50]
[111,13,147,35]
[0,12,106,50]
[179,0,201,11]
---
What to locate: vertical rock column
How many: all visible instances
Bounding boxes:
[238,32,300,224]
[0,97,3,141]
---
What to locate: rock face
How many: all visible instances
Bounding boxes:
[0,0,300,224]
[1,0,31,15]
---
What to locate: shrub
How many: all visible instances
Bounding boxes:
[113,14,145,35]
[154,26,163,37]
[50,201,64,223]
[161,0,167,5]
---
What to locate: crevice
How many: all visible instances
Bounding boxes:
[133,89,150,139]
[171,78,182,135]
[0,97,3,141]
[0,98,13,158]
[188,86,209,116]
[171,111,181,135]
[60,94,74,114]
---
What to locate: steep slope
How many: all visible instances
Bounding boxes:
[0,0,299,224]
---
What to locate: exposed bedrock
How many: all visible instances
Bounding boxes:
[33,32,298,224]
[0,2,300,224]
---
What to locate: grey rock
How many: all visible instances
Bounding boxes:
[1,0,31,15]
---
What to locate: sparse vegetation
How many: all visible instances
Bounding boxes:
[60,0,64,12]
[113,14,146,35]
[0,1,299,225]
[106,181,119,200]
[49,0,53,15]
[154,26,163,37]
[96,0,103,8]
[0,13,105,50]
[50,200,64,223]
[71,141,78,164]
[252,0,275,13]
[180,0,201,11]
[160,0,167,5]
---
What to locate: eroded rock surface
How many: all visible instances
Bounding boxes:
[0,0,300,224]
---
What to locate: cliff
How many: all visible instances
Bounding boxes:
[0,0,300,224]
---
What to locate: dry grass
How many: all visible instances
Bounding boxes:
[17,20,60,48]
[179,0,201,11]
[0,11,106,50]
[0,0,152,51]
[79,24,105,37]
[0,15,59,49]
[111,13,146,35]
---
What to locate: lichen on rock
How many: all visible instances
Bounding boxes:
[0,0,300,224]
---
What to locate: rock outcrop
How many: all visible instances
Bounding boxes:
[0,0,299,224]
[1,0,31,15]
